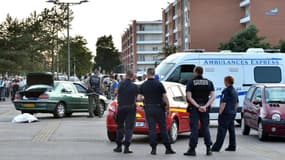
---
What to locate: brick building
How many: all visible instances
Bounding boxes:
[162,0,285,52]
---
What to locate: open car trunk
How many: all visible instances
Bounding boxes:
[19,72,54,100]
[26,72,54,88]
[19,85,52,100]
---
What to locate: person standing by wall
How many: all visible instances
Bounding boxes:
[113,70,138,154]
[184,66,215,156]
[140,68,176,155]
[211,76,238,152]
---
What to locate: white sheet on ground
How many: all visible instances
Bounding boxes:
[12,113,39,123]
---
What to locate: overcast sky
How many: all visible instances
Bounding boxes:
[0,0,170,55]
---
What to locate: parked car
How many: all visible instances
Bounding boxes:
[106,81,200,143]
[13,72,108,118]
[242,84,285,141]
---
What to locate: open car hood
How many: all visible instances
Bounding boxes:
[26,72,54,87]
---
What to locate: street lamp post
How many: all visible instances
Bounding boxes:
[46,0,88,80]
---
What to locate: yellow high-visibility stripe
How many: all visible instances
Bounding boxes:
[169,108,187,113]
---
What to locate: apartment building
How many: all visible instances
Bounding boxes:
[121,20,163,73]
[162,0,285,52]
[240,0,285,45]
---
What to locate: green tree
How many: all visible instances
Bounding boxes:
[277,40,285,53]
[0,15,29,74]
[94,35,121,73]
[161,45,177,58]
[219,24,271,52]
[0,6,74,75]
[58,36,93,76]
[40,5,73,72]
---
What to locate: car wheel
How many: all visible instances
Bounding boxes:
[54,102,66,118]
[107,131,116,142]
[95,101,105,118]
[241,118,250,135]
[258,122,268,141]
[169,120,178,143]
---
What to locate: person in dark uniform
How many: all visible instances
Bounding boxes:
[87,70,101,118]
[211,76,238,152]
[113,70,138,154]
[184,66,215,156]
[140,68,175,155]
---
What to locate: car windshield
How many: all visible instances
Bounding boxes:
[265,87,285,103]
[155,62,175,80]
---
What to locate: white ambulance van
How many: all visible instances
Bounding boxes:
[155,49,285,122]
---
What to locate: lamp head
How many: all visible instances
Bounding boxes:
[80,0,89,4]
[46,0,56,3]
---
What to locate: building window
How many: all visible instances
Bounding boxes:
[139,24,145,31]
[139,35,144,41]
[152,46,158,51]
[138,45,144,51]
[138,55,145,61]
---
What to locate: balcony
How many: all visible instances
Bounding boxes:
[240,15,250,24]
[137,51,161,55]
[136,40,162,45]
[136,30,162,34]
[240,0,250,7]
[137,61,156,65]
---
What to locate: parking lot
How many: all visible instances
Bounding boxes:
[0,100,284,160]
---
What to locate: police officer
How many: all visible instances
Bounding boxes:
[212,76,238,152]
[87,70,101,118]
[113,70,138,154]
[140,68,175,155]
[184,66,215,156]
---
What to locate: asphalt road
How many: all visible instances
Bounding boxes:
[0,100,285,160]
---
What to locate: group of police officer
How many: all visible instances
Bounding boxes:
[113,66,238,156]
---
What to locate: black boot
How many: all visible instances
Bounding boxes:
[124,147,133,154]
[184,147,196,156]
[151,146,157,155]
[113,145,122,153]
[165,145,176,154]
[225,146,236,151]
[206,146,212,156]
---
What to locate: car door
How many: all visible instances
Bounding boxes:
[243,86,256,127]
[73,83,89,111]
[61,83,82,111]
[168,85,189,132]
[248,87,262,129]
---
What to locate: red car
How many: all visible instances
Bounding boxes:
[242,84,285,141]
[106,81,195,143]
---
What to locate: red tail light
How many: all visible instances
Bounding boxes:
[38,94,49,99]
[14,93,21,100]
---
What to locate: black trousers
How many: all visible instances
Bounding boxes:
[189,107,212,148]
[144,105,171,148]
[115,105,136,147]
[212,114,236,151]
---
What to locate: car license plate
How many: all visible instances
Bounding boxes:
[135,122,144,127]
[24,103,35,108]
